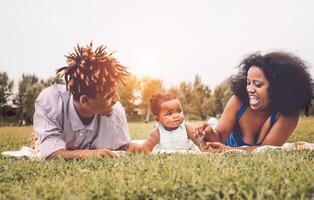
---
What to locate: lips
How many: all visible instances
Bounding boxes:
[249,95,260,107]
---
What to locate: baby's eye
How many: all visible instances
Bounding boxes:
[246,79,251,85]
[166,113,172,116]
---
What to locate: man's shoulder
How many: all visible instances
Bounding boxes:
[34,84,69,124]
[113,101,125,113]
[37,84,70,101]
[36,84,71,111]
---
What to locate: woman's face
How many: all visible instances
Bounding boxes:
[246,66,271,112]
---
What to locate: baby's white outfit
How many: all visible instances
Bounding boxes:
[155,123,198,151]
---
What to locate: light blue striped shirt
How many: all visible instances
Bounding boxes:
[33,84,130,159]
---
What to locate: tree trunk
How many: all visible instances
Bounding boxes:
[145,106,150,123]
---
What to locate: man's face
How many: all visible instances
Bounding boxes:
[86,88,120,116]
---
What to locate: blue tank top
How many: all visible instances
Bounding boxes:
[225,105,278,147]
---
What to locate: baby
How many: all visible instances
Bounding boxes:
[141,93,201,152]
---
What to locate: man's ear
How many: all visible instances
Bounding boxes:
[79,95,90,107]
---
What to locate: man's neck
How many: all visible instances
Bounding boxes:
[73,100,95,126]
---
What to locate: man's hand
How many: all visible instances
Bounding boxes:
[89,149,118,158]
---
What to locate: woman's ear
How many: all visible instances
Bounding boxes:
[79,95,90,107]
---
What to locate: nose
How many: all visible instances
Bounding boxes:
[172,113,180,119]
[247,83,255,93]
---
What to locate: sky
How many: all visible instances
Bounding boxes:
[0,0,313,91]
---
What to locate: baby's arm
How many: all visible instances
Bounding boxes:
[185,123,199,146]
[142,128,160,152]
[185,123,203,148]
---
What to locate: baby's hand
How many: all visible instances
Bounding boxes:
[127,143,150,154]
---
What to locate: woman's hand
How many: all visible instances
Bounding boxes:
[205,142,233,153]
[193,122,222,151]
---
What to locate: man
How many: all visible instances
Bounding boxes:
[34,43,144,159]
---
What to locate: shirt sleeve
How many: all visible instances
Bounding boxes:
[114,102,131,149]
[33,87,66,159]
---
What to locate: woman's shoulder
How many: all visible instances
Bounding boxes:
[224,95,244,114]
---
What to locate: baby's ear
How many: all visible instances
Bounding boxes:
[154,116,160,122]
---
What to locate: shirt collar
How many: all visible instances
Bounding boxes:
[69,96,98,131]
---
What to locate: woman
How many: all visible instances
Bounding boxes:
[197,51,313,152]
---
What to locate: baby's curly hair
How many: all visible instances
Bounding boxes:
[56,42,128,101]
[150,93,177,116]
[231,51,313,116]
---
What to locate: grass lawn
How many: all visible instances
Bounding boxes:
[0,117,314,199]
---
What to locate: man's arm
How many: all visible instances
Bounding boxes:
[34,87,117,160]
[47,149,117,159]
[33,88,67,159]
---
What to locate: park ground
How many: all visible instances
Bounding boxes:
[0,117,314,199]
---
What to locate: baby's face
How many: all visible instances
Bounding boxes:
[157,99,184,130]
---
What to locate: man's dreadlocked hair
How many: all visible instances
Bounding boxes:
[56,42,128,101]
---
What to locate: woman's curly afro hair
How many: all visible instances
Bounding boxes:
[230,51,313,116]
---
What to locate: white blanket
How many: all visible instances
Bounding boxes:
[2,141,314,160]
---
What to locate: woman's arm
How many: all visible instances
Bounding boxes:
[261,114,299,146]
[206,114,299,152]
[196,95,242,144]
[215,95,243,143]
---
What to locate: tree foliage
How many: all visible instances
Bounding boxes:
[188,75,213,120]
[140,77,164,121]
[23,83,45,123]
[16,74,40,123]
[0,72,14,122]
[118,73,140,115]
[213,78,232,115]
[140,77,164,109]
[173,75,214,120]
[42,76,65,87]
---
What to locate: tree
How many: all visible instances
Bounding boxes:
[42,76,65,87]
[189,75,213,120]
[16,74,39,124]
[213,78,232,115]
[176,75,214,120]
[118,73,140,115]
[0,71,14,123]
[308,98,314,116]
[140,77,164,122]
[23,83,45,123]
